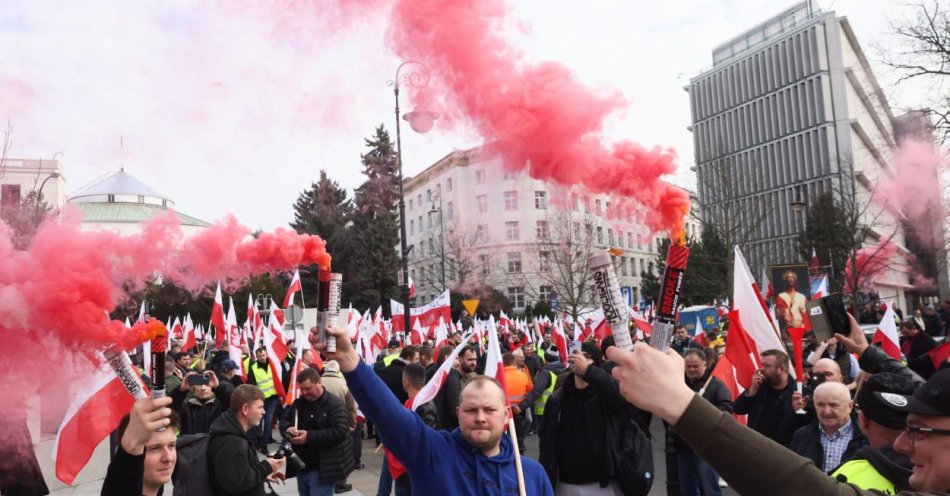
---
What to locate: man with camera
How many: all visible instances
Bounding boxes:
[170,369,233,436]
[279,367,353,496]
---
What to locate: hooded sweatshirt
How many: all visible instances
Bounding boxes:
[344,361,554,496]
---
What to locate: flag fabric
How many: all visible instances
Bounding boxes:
[390,290,451,334]
[171,316,183,340]
[810,274,828,299]
[181,319,197,352]
[760,267,773,301]
[927,341,950,370]
[434,317,449,349]
[631,311,652,338]
[733,246,786,356]
[282,269,302,308]
[408,275,416,300]
[810,247,820,275]
[484,315,510,413]
[53,361,142,484]
[263,302,288,398]
[345,304,360,340]
[551,317,569,363]
[498,310,513,330]
[410,318,425,346]
[871,303,902,361]
[724,309,762,389]
[212,282,227,348]
[411,334,472,411]
[136,301,146,324]
[709,355,747,425]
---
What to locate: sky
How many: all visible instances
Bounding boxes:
[0,0,927,231]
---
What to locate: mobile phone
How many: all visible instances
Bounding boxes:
[569,340,582,355]
[187,374,210,386]
[805,293,849,342]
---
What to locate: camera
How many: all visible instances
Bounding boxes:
[807,372,827,391]
[274,433,306,472]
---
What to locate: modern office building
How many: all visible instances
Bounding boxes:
[688,0,911,308]
[402,147,699,312]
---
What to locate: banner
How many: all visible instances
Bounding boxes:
[390,290,451,333]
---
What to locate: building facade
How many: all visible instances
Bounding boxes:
[688,1,911,309]
[0,157,66,213]
[402,148,699,313]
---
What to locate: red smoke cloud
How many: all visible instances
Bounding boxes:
[844,238,901,292]
[388,0,690,239]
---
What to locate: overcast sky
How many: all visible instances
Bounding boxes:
[0,0,926,231]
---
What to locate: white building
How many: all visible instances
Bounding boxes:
[688,1,911,309]
[69,168,210,236]
[402,147,699,312]
[0,157,66,213]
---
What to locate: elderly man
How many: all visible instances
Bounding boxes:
[789,382,867,472]
[312,326,554,495]
[606,312,950,495]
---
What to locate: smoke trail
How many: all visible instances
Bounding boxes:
[387,0,691,239]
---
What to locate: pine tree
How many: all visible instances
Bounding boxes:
[290,170,353,304]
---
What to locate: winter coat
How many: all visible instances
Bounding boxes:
[672,372,733,452]
[345,361,554,496]
[734,375,798,445]
[432,368,462,430]
[377,358,410,403]
[208,410,273,496]
[522,361,566,410]
[278,391,353,482]
[790,418,868,473]
[102,445,164,496]
[170,382,232,436]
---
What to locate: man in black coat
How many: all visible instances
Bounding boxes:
[899,318,939,378]
[208,385,285,496]
[377,345,419,404]
[734,349,798,445]
[431,345,463,430]
[170,370,232,435]
[279,367,353,494]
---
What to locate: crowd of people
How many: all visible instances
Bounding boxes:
[102,307,949,496]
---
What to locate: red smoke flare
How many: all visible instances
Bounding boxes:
[388,0,690,240]
[843,239,901,292]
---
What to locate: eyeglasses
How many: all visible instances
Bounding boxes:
[904,425,950,448]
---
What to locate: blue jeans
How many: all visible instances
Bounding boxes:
[261,396,278,447]
[677,451,722,496]
[376,458,410,496]
[297,469,334,496]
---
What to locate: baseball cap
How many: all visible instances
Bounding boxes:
[876,368,950,417]
[388,339,400,349]
[856,372,919,429]
[221,359,239,372]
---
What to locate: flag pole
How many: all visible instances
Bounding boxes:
[506,416,527,496]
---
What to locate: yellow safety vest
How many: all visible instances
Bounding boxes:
[831,459,897,494]
[383,353,400,366]
[533,370,557,416]
[250,361,276,398]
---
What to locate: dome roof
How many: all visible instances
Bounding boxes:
[69,169,171,204]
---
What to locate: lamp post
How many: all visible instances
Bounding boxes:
[390,61,439,333]
[429,192,446,291]
[34,171,60,219]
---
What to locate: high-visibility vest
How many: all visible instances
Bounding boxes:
[383,353,400,366]
[250,362,276,398]
[533,370,557,416]
[831,459,896,494]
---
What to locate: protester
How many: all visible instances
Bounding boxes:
[321,360,358,494]
[789,381,867,473]
[734,349,798,445]
[245,348,281,453]
[673,348,732,496]
[279,367,353,496]
[171,370,232,435]
[503,352,533,455]
[221,358,246,387]
[539,349,642,495]
[921,304,945,338]
[807,338,859,385]
[375,344,419,494]
[458,345,479,386]
[313,325,554,495]
[431,345,463,430]
[102,396,177,496]
[523,343,544,379]
[386,363,438,495]
[606,313,950,495]
[899,319,939,378]
[208,384,285,495]
[670,325,702,356]
[523,347,567,435]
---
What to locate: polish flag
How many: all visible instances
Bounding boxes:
[171,316,183,340]
[283,269,302,308]
[724,309,762,389]
[411,333,472,411]
[710,355,747,425]
[631,311,652,338]
[760,267,773,301]
[485,315,510,404]
[356,315,377,364]
[810,247,820,275]
[498,310,513,330]
[181,318,198,352]
[264,302,289,398]
[284,336,306,407]
[410,318,426,346]
[871,303,902,361]
[212,282,227,348]
[53,361,142,484]
[733,246,785,357]
[408,275,416,300]
[368,310,388,353]
[390,290,451,334]
[346,304,360,340]
[136,301,146,324]
[551,317,569,363]
[227,302,246,378]
[810,274,828,299]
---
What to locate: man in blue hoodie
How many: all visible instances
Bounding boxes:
[313,325,554,496]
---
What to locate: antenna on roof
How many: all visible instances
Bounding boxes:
[119,134,125,172]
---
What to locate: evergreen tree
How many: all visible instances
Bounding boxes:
[797,192,851,293]
[290,170,353,305]
[346,125,402,311]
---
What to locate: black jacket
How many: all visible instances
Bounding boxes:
[672,372,734,451]
[901,332,939,378]
[101,445,164,496]
[524,354,544,379]
[734,375,797,446]
[539,365,647,492]
[523,361,566,409]
[377,358,410,403]
[170,382,232,436]
[431,368,462,430]
[208,410,273,496]
[922,312,944,337]
[789,418,868,473]
[278,392,353,482]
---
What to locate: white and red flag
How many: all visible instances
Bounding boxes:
[485,315,509,396]
[264,302,289,398]
[283,269,302,308]
[410,317,426,346]
[733,246,785,356]
[390,290,451,334]
[810,274,829,299]
[551,316,569,363]
[435,317,449,349]
[181,317,198,352]
[212,282,227,348]
[760,266,773,301]
[408,275,416,300]
[227,298,246,378]
[810,247,820,275]
[171,316,183,341]
[411,333,472,411]
[53,360,143,484]
[871,303,902,361]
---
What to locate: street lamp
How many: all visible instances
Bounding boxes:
[429,192,446,291]
[390,61,439,332]
[34,171,60,219]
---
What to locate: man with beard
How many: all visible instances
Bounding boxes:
[672,349,733,496]
[734,349,798,445]
[775,270,807,329]
[458,345,479,387]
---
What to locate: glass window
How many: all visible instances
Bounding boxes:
[477,195,488,214]
[504,191,518,210]
[534,191,547,210]
[476,170,486,184]
[539,251,551,272]
[539,285,553,302]
[596,226,603,244]
[447,201,454,218]
[595,199,602,215]
[608,228,614,246]
[508,286,525,308]
[480,254,490,276]
[505,221,520,241]
[507,252,522,273]
[409,219,414,235]
[621,257,628,276]
[536,221,549,240]
[409,198,413,211]
[446,178,453,192]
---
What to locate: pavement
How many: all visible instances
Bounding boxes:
[38,418,737,495]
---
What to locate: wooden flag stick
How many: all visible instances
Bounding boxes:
[506,416,527,496]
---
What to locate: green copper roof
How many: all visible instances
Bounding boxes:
[74,202,210,227]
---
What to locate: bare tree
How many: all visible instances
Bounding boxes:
[415,222,495,298]
[0,120,12,180]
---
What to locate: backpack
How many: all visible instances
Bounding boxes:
[172,433,214,496]
[607,416,655,496]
